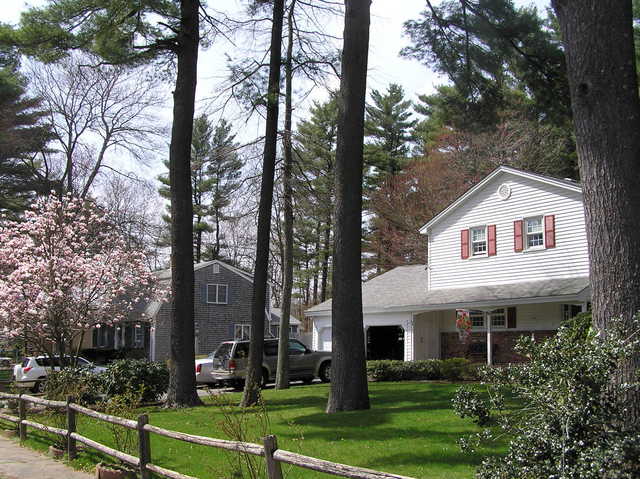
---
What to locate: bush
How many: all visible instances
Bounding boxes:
[440,358,473,381]
[452,313,640,478]
[98,359,169,403]
[366,358,472,381]
[45,367,102,404]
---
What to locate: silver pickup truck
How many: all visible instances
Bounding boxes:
[211,338,331,389]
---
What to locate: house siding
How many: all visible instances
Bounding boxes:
[153,263,263,362]
[428,173,589,289]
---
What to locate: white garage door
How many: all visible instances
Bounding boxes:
[320,327,332,351]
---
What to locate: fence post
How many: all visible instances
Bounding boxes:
[66,396,77,459]
[263,435,283,479]
[137,414,151,479]
[18,393,26,441]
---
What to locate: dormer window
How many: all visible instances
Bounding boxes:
[525,217,544,248]
[470,226,487,256]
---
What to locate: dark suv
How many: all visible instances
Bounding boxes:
[211,338,331,388]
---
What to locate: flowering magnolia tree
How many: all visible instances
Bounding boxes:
[0,195,160,365]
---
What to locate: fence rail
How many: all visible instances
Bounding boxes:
[0,392,415,479]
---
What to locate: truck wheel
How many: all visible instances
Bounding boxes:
[319,362,331,383]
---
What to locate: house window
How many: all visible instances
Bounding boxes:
[562,304,582,321]
[271,325,299,338]
[470,310,484,328]
[525,216,544,248]
[95,325,110,348]
[207,284,228,304]
[490,309,506,328]
[470,226,487,256]
[212,263,220,274]
[234,324,251,340]
[134,324,144,348]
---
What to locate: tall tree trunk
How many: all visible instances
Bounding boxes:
[276,0,296,390]
[312,220,321,304]
[215,204,221,259]
[552,0,640,423]
[320,215,331,302]
[195,215,202,263]
[166,0,202,407]
[326,0,371,414]
[240,0,285,407]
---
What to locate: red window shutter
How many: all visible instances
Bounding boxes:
[514,220,524,252]
[488,225,497,256]
[461,229,470,259]
[545,215,556,248]
[507,307,517,328]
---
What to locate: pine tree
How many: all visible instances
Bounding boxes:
[364,83,416,187]
[0,47,52,215]
[160,116,243,263]
[293,97,339,304]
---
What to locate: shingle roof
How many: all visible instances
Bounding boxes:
[305,264,589,314]
[154,260,253,283]
[270,308,301,325]
[306,264,429,313]
[420,277,589,309]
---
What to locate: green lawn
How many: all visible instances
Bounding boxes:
[4,382,507,479]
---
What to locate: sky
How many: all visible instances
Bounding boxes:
[1,0,552,177]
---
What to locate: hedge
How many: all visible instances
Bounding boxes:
[366,358,477,382]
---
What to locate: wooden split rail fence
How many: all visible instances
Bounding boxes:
[0,392,415,479]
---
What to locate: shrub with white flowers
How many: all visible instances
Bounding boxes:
[0,195,161,364]
[452,313,640,478]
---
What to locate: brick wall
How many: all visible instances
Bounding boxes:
[441,330,556,364]
[153,263,270,361]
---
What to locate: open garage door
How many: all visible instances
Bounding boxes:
[366,325,404,360]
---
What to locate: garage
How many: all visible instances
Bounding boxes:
[319,327,332,351]
[366,325,404,360]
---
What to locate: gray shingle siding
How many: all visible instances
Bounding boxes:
[152,261,271,362]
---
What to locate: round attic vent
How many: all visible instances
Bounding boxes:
[497,183,512,200]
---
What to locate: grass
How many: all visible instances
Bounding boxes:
[2,382,508,479]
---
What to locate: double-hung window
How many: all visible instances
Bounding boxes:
[470,226,487,256]
[489,308,506,328]
[234,324,251,340]
[525,216,544,248]
[133,324,144,348]
[470,310,484,328]
[207,284,228,304]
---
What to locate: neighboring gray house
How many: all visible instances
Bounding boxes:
[149,260,300,361]
[82,259,301,362]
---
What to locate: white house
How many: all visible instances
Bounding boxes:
[306,166,591,364]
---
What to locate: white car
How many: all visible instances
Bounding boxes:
[195,353,218,386]
[13,356,106,393]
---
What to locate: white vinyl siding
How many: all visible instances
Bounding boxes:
[427,173,589,289]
